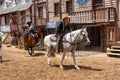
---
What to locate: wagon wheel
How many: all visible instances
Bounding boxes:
[27,47,34,56]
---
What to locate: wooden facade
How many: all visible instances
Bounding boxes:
[46,0,118,52]
[0,0,32,46]
[0,0,119,52]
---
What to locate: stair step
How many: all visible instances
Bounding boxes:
[111,46,120,49]
[107,48,120,53]
[107,52,120,56]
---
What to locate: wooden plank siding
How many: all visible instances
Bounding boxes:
[47,0,117,23]
[36,2,47,26]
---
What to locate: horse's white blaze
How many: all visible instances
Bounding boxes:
[44,28,90,70]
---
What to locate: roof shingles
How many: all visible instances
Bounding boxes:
[0,0,32,15]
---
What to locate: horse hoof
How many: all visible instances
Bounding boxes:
[48,61,51,65]
[76,67,80,70]
[60,65,64,69]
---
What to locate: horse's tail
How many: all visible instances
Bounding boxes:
[50,46,55,58]
[43,41,47,50]
[50,52,55,58]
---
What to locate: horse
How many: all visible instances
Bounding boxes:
[44,27,90,70]
[23,28,44,56]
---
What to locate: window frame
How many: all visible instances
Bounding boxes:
[38,7,43,18]
[94,0,103,6]
[5,15,10,25]
[66,0,73,14]
[54,3,60,16]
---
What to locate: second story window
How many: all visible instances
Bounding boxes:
[94,0,103,5]
[54,3,60,16]
[66,0,73,14]
[5,15,10,25]
[38,7,43,18]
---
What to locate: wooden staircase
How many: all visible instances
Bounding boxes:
[107,46,120,56]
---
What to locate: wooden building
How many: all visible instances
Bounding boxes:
[47,0,118,52]
[0,0,119,52]
[0,0,47,47]
[0,0,33,45]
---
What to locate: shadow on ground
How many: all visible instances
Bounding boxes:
[51,64,103,71]
[33,52,46,57]
[0,59,13,63]
[26,52,46,57]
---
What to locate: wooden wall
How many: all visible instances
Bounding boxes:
[47,0,117,22]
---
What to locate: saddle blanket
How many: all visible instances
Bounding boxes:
[50,35,57,42]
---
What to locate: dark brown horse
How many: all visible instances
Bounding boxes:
[23,28,44,56]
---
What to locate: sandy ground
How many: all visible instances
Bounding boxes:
[0,44,120,80]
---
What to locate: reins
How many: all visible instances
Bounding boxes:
[65,30,81,45]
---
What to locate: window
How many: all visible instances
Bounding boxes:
[66,0,73,14]
[38,7,43,18]
[54,3,60,16]
[94,0,103,5]
[5,15,10,25]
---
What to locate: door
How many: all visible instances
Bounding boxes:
[107,27,117,43]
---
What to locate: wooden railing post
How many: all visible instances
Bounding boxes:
[113,8,118,21]
[108,7,110,22]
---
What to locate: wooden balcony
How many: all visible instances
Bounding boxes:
[70,7,117,24]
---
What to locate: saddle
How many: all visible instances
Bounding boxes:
[26,32,38,42]
[50,34,64,52]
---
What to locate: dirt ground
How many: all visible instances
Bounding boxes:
[0,44,120,80]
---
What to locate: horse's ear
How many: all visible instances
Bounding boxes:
[82,26,87,30]
[84,27,87,31]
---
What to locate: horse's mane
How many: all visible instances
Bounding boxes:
[64,29,81,37]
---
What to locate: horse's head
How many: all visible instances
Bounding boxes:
[80,27,90,45]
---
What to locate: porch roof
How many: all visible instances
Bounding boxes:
[0,1,32,15]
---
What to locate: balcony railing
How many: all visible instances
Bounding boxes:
[70,7,117,23]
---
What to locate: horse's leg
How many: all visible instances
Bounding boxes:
[32,47,34,55]
[60,51,66,69]
[28,47,33,56]
[47,47,51,65]
[71,45,80,70]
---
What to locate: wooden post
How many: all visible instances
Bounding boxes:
[46,0,49,22]
[32,0,37,26]
[59,0,62,19]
